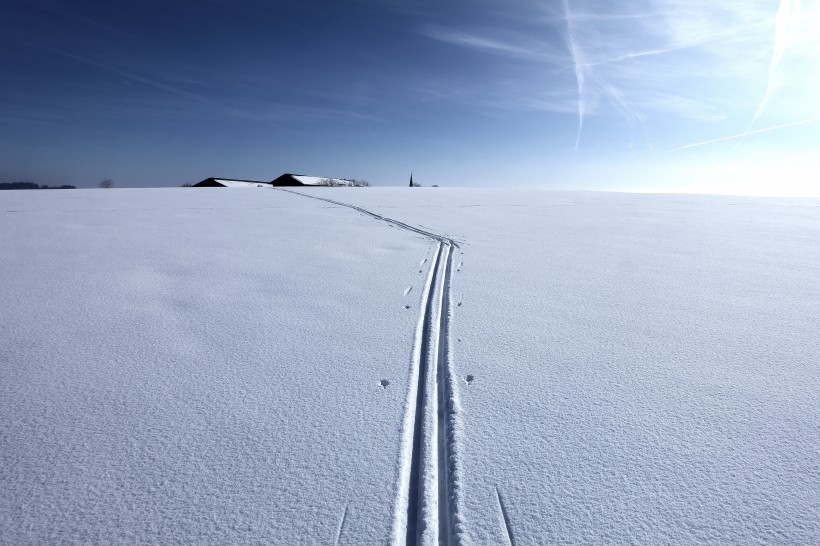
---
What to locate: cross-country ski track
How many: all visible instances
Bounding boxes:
[277,189,467,545]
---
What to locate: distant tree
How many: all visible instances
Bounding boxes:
[431,185,439,187]
[180,182,192,187]
[99,178,114,189]
[316,177,370,187]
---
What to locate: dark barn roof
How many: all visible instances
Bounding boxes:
[270,174,313,186]
[271,174,360,186]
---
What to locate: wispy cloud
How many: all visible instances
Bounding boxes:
[547,0,814,148]
[561,0,586,151]
[412,0,819,152]
[746,0,803,130]
[410,79,578,116]
[18,39,241,113]
[14,37,379,129]
[666,115,820,151]
[602,82,643,124]
[419,25,560,61]
[579,32,737,69]
[39,4,139,41]
[415,2,768,132]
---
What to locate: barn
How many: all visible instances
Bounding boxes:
[193,178,271,188]
[270,174,359,187]
[193,175,364,188]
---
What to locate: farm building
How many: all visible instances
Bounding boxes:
[193,178,271,188]
[270,174,362,186]
[193,175,366,188]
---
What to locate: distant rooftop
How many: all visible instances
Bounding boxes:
[193,178,270,188]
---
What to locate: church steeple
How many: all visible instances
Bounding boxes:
[409,173,414,187]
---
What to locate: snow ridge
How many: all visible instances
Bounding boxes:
[274,189,464,545]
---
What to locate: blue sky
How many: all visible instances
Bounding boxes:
[2,0,819,195]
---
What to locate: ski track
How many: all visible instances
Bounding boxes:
[272,188,464,247]
[402,241,463,546]
[495,487,515,546]
[274,189,463,545]
[335,504,350,546]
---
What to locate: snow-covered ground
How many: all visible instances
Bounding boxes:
[2,187,819,544]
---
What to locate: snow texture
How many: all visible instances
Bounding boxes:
[2,187,820,544]
[1,188,432,544]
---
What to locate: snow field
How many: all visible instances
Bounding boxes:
[312,188,820,543]
[3,187,820,544]
[1,188,434,543]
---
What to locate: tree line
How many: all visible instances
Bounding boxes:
[318,178,370,187]
[0,182,76,190]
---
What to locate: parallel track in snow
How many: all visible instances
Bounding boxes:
[273,188,463,545]
[272,188,463,247]
[408,241,459,546]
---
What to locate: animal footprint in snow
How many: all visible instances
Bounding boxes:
[380,379,390,389]
[403,286,413,297]
[404,305,411,309]
[420,258,427,266]
[465,375,474,385]
[457,262,463,272]
[457,294,463,307]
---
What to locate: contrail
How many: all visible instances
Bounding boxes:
[15,37,294,131]
[29,43,244,115]
[666,115,820,152]
[581,33,730,69]
[746,0,801,130]
[603,82,643,124]
[562,0,585,151]
[421,26,555,60]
